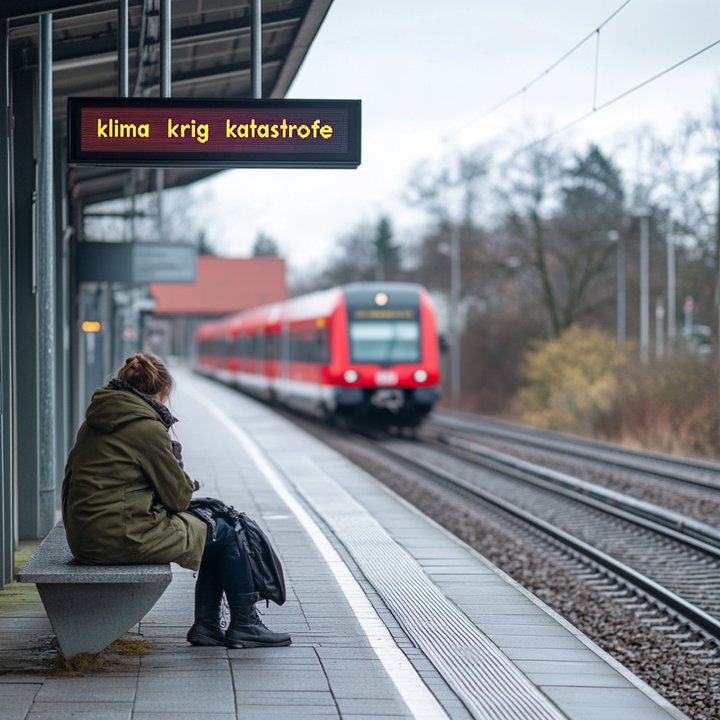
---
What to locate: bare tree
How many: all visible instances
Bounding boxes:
[498,143,623,335]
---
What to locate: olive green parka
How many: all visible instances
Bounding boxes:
[61,385,206,570]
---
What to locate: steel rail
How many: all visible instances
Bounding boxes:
[371,440,720,641]
[429,412,720,491]
[437,434,720,549]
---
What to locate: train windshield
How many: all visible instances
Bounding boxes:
[349,320,420,364]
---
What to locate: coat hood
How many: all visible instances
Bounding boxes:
[85,385,162,434]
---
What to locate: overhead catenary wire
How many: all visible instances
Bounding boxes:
[520,36,720,153]
[449,0,633,138]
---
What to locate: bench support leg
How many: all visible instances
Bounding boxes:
[37,580,171,659]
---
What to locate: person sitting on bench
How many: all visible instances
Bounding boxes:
[61,351,291,649]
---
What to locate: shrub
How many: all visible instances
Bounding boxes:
[516,325,627,434]
[598,355,720,457]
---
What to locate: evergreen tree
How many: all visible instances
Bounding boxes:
[374,216,400,281]
[252,232,280,257]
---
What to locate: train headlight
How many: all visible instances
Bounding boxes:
[413,369,428,383]
[344,369,359,383]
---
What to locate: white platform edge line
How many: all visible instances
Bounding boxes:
[347,452,693,720]
[182,384,450,720]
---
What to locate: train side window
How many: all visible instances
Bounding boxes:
[316,328,329,364]
[287,327,329,364]
[264,333,280,360]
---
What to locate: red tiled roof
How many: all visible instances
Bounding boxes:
[150,256,287,315]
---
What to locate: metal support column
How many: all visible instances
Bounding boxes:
[157,0,171,240]
[716,159,720,363]
[639,213,650,363]
[616,233,626,343]
[450,222,461,409]
[13,67,39,541]
[160,0,171,98]
[667,225,676,352]
[0,18,12,587]
[156,169,164,240]
[251,0,262,98]
[655,297,664,360]
[37,14,56,536]
[118,0,129,98]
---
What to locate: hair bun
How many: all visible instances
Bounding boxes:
[116,352,173,397]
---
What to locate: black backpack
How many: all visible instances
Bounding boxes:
[233,511,286,606]
[187,497,286,606]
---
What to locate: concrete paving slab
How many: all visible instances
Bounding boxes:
[1,372,690,720]
[133,715,235,720]
[233,706,339,718]
[35,677,137,702]
[26,703,134,719]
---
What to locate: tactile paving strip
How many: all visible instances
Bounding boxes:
[275,453,568,720]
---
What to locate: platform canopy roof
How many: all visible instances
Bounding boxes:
[2,0,333,205]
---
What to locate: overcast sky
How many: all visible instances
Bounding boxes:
[188,0,720,278]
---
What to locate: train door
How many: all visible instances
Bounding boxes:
[256,329,265,375]
[281,323,289,383]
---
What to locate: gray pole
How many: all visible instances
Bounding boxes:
[251,0,262,98]
[667,226,676,351]
[655,297,664,360]
[450,222,461,409]
[158,0,171,240]
[614,232,625,343]
[716,159,720,362]
[160,0,171,98]
[0,17,13,586]
[118,0,128,97]
[37,14,56,536]
[156,169,164,241]
[640,214,650,363]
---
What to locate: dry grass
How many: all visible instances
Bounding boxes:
[108,637,152,657]
[48,636,152,676]
[514,327,720,459]
[597,355,720,458]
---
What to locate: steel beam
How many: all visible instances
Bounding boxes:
[13,10,300,70]
[1,1,109,19]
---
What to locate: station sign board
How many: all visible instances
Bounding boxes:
[77,242,197,284]
[68,97,361,169]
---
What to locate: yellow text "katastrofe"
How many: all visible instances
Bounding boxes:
[225,119,333,140]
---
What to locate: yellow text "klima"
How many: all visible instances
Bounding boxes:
[98,119,149,138]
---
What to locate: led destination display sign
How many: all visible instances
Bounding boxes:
[68,98,361,169]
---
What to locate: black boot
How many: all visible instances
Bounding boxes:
[187,600,226,646]
[225,593,292,648]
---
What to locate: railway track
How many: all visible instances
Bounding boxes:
[279,408,720,718]
[373,437,720,640]
[286,406,720,643]
[430,409,720,492]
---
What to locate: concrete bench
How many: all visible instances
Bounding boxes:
[18,522,172,659]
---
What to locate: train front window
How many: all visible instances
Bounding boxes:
[349,321,420,364]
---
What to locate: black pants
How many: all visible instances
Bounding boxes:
[196,517,255,604]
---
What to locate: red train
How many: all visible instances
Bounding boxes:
[195,282,441,428]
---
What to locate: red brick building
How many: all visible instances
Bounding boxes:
[148,255,287,359]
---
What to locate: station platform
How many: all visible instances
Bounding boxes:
[1,370,689,720]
